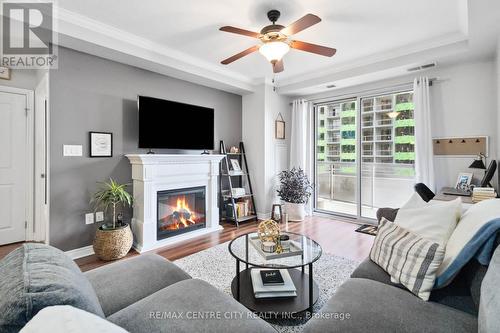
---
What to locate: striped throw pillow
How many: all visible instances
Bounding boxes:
[370,218,445,301]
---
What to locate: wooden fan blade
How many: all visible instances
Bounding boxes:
[219,26,261,38]
[273,60,284,73]
[280,14,321,36]
[221,45,260,65]
[290,40,336,57]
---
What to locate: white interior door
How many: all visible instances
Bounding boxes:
[0,90,28,245]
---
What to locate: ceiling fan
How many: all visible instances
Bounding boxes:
[219,10,336,73]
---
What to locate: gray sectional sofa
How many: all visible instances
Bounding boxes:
[2,219,498,332]
[0,243,275,333]
[303,209,499,333]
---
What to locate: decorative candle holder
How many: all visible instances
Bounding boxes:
[261,241,277,253]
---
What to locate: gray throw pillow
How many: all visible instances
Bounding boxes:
[370,218,445,301]
[0,243,104,332]
[479,245,500,333]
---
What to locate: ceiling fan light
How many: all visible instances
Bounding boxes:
[259,41,290,63]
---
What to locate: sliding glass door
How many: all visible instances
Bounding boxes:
[314,90,416,220]
[315,99,358,216]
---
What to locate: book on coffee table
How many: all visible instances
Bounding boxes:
[260,269,284,285]
[251,269,296,298]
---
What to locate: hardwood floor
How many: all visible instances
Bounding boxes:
[0,216,374,272]
[0,241,26,260]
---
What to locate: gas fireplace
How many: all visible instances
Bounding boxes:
[157,186,206,240]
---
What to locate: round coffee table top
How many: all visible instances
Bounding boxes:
[228,232,322,269]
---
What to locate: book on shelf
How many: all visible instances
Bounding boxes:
[250,269,296,299]
[226,200,252,218]
[231,187,246,196]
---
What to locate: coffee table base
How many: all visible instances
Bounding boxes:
[231,268,319,316]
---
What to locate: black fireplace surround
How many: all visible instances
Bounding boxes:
[157,186,206,240]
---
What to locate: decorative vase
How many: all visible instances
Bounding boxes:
[93,223,133,261]
[285,202,306,222]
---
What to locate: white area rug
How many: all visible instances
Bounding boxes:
[175,241,360,332]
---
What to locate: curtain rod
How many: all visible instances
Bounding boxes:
[289,77,440,105]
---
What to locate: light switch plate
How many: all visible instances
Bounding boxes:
[95,211,104,222]
[63,145,83,157]
[85,213,94,225]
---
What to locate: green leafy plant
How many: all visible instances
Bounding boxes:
[277,168,313,204]
[91,178,133,229]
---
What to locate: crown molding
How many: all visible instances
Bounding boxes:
[278,36,469,96]
[52,8,472,97]
[279,32,468,86]
[55,8,255,95]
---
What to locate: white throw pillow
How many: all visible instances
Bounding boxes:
[438,199,500,276]
[21,305,128,333]
[400,192,428,209]
[395,197,462,245]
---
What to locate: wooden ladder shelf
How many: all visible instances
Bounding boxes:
[219,141,257,226]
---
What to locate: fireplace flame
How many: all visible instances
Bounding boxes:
[160,195,197,231]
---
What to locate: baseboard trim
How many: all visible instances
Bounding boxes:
[65,245,94,260]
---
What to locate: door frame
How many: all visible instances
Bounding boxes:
[313,98,361,221]
[34,72,50,243]
[0,85,35,242]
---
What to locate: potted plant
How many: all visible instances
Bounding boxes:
[91,178,133,260]
[277,168,313,222]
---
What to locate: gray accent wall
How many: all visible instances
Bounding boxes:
[49,47,242,251]
[0,69,38,90]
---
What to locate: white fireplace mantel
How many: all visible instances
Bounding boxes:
[126,154,224,252]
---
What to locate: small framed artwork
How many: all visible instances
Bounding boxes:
[0,67,11,80]
[89,132,113,157]
[455,172,473,189]
[230,159,241,171]
[275,112,285,140]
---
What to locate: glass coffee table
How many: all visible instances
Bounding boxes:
[228,232,322,315]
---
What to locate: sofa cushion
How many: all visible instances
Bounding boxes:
[352,257,478,314]
[303,278,477,333]
[479,246,500,332]
[85,254,191,317]
[376,207,399,223]
[370,218,445,300]
[108,278,275,333]
[351,257,404,288]
[0,243,104,333]
[21,305,127,333]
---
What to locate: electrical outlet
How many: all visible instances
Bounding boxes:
[95,211,104,222]
[85,213,94,225]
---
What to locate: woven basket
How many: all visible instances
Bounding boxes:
[93,223,133,261]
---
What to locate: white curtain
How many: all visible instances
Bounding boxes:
[289,99,314,214]
[413,77,435,191]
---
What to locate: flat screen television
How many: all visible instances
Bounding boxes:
[138,96,214,150]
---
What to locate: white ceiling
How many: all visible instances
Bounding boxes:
[55,0,499,95]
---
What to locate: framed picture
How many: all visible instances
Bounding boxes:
[275,112,285,139]
[455,172,473,189]
[89,132,113,157]
[230,159,241,171]
[0,67,11,80]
